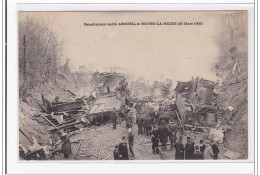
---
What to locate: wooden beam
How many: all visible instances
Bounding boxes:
[51,121,81,131]
[19,128,33,144]
[42,115,59,130]
[56,118,76,127]
[175,111,184,132]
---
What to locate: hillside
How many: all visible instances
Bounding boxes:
[214,12,248,158]
[19,69,93,149]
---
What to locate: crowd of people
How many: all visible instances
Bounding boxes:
[112,101,220,160]
[54,100,219,160]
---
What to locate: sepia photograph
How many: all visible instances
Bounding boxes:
[18,11,248,161]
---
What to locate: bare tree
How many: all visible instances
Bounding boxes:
[19,17,63,100]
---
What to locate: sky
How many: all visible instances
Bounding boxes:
[19,11,243,84]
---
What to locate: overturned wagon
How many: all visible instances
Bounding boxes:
[41,94,84,113]
[87,95,123,125]
[175,78,217,130]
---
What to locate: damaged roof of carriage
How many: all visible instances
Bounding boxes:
[88,95,122,114]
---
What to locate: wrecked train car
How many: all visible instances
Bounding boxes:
[41,94,84,113]
[174,78,217,129]
[87,95,123,125]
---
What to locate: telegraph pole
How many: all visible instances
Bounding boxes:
[23,35,26,79]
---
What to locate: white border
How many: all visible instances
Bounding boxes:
[6,2,255,175]
[17,0,255,4]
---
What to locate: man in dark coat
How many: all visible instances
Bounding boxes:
[148,107,156,125]
[185,137,195,160]
[126,111,133,129]
[199,139,206,159]
[134,103,142,114]
[110,108,118,130]
[145,115,152,136]
[141,114,146,135]
[151,125,160,154]
[199,140,206,153]
[174,136,185,160]
[158,120,168,149]
[192,145,204,160]
[136,114,143,135]
[61,133,72,159]
[166,122,178,149]
[158,113,170,126]
[118,136,129,160]
[113,145,120,160]
[211,141,220,160]
[155,106,164,124]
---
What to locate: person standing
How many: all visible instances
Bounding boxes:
[148,107,156,125]
[185,137,195,160]
[111,108,118,130]
[199,140,206,153]
[141,114,146,135]
[192,145,204,160]
[174,136,185,160]
[145,115,152,136]
[126,111,133,129]
[113,145,120,160]
[166,121,178,149]
[158,120,168,149]
[136,114,143,135]
[61,132,72,159]
[199,139,206,159]
[128,128,135,157]
[118,136,129,160]
[211,141,220,160]
[151,125,160,154]
[203,140,214,160]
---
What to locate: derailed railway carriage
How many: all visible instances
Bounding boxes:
[87,95,123,125]
[175,77,217,130]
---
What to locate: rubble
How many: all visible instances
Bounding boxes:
[19,67,247,160]
[209,128,225,144]
[223,150,241,159]
[41,94,84,113]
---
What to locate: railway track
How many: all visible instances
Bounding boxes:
[73,124,167,160]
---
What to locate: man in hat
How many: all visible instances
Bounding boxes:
[211,141,220,160]
[185,136,195,160]
[192,145,204,160]
[141,114,146,135]
[136,113,143,135]
[118,136,129,160]
[144,115,152,137]
[203,140,214,160]
[158,120,168,149]
[166,121,178,149]
[199,139,206,154]
[126,110,133,129]
[155,105,164,124]
[110,108,118,130]
[158,113,169,126]
[113,145,120,160]
[174,136,185,160]
[61,132,72,159]
[128,128,135,157]
[148,107,156,125]
[151,125,160,154]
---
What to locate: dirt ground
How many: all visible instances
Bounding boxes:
[51,120,226,160]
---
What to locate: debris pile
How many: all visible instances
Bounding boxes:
[19,71,128,160]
